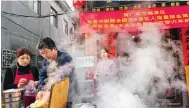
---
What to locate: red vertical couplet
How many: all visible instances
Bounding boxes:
[182,27,189,101]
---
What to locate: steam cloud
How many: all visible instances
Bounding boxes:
[42,9,187,108]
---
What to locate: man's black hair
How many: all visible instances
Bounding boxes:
[36,37,57,50]
[122,52,129,57]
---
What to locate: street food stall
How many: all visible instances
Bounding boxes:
[77,0,189,107]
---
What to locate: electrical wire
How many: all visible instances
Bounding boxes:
[2,28,37,42]
[1,10,77,39]
[2,14,40,37]
[1,11,66,18]
[1,27,8,30]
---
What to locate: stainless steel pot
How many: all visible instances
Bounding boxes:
[72,103,97,108]
[3,97,21,103]
[1,88,25,108]
[1,101,21,108]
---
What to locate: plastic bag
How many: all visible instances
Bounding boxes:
[24,80,37,96]
[24,80,37,108]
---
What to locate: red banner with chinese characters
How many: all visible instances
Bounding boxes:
[182,27,189,66]
[80,6,189,33]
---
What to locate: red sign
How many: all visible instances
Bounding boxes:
[182,27,189,66]
[80,6,189,33]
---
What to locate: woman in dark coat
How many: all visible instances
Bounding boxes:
[3,48,39,90]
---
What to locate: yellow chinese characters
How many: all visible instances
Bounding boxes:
[178,19,183,23]
[97,25,103,28]
[153,10,166,15]
[183,14,189,18]
[144,17,150,21]
[104,19,110,23]
[169,15,175,19]
[136,12,141,16]
[164,20,171,24]
[147,11,153,15]
[116,19,121,23]
[93,20,98,24]
[171,20,177,24]
[151,16,156,21]
[87,20,92,24]
[92,24,97,28]
[184,19,189,23]
[157,16,163,20]
[124,13,131,17]
[128,18,133,22]
[122,18,127,23]
[154,10,159,15]
[176,14,182,19]
[99,20,104,24]
[163,15,169,20]
[110,19,116,23]
[138,17,144,21]
[159,10,165,14]
[104,24,109,28]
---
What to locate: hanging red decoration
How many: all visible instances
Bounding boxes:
[73,0,84,9]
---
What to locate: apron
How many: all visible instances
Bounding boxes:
[14,68,34,84]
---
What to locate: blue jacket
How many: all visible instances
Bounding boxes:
[37,50,78,102]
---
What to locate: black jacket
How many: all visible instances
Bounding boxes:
[3,63,39,90]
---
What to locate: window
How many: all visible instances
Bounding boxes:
[64,20,68,35]
[50,7,58,28]
[34,0,41,15]
[28,0,41,15]
[69,27,73,35]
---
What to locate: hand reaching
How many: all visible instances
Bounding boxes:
[17,78,27,88]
